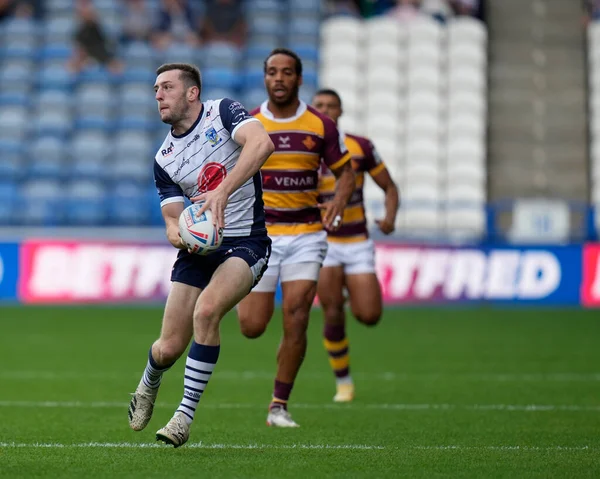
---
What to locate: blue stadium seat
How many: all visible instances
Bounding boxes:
[38,43,72,61]
[77,65,115,84]
[121,66,156,84]
[203,42,242,69]
[33,109,73,137]
[0,106,28,139]
[0,62,34,92]
[300,86,318,104]
[65,180,107,225]
[287,44,319,63]
[245,39,279,60]
[289,0,323,13]
[2,17,38,40]
[21,179,66,226]
[0,38,37,60]
[248,16,285,37]
[289,19,321,38]
[46,0,73,12]
[0,91,29,107]
[160,42,197,65]
[70,131,111,179]
[36,90,72,110]
[0,180,19,225]
[121,41,156,68]
[28,136,68,181]
[43,17,76,44]
[119,83,156,117]
[38,63,75,90]
[107,182,152,225]
[242,68,264,91]
[108,158,151,184]
[0,140,25,182]
[242,88,266,111]
[245,0,285,14]
[203,88,237,101]
[202,68,239,90]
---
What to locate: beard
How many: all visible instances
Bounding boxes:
[269,83,300,107]
[160,96,188,126]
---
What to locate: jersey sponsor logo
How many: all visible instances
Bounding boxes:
[197,162,227,193]
[173,157,191,178]
[302,135,316,150]
[273,175,315,188]
[228,101,245,113]
[205,127,222,147]
[278,135,291,149]
[186,134,201,149]
[161,142,174,157]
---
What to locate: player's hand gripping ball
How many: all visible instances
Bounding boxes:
[179,204,223,255]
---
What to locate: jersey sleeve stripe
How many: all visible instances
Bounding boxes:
[369,163,386,176]
[160,196,185,207]
[231,117,260,142]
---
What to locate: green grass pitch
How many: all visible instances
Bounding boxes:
[1,305,599,478]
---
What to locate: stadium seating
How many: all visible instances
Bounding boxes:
[0,0,490,239]
[319,15,488,240]
[0,0,327,227]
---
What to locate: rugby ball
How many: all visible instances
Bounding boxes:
[178,204,223,255]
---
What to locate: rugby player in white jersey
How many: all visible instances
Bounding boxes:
[127,63,274,448]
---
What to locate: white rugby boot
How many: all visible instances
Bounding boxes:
[333,382,355,403]
[156,412,190,448]
[266,406,300,427]
[128,383,158,431]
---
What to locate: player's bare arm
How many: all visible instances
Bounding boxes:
[318,161,356,231]
[191,121,274,229]
[161,202,187,249]
[371,168,400,235]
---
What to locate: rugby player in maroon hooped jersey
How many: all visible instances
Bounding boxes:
[312,88,400,403]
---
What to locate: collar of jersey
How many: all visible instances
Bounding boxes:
[171,104,205,139]
[260,100,307,123]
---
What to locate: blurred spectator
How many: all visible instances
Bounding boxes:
[450,0,478,16]
[122,0,153,43]
[153,0,199,50]
[326,0,362,17]
[202,0,246,47]
[387,0,425,22]
[67,0,123,74]
[421,0,453,23]
[0,0,16,22]
[584,0,600,23]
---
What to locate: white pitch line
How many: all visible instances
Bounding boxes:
[3,371,600,382]
[414,445,594,452]
[0,443,594,452]
[0,400,599,412]
[0,442,384,450]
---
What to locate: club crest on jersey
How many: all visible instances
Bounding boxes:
[161,142,174,157]
[302,135,316,150]
[205,126,222,147]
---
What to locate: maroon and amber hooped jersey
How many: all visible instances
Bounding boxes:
[252,101,351,236]
[318,133,386,243]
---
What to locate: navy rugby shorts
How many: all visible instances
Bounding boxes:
[171,234,271,291]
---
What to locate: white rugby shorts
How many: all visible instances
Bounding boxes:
[252,231,328,292]
[322,239,376,275]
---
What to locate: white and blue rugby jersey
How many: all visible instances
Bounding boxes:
[154,98,266,237]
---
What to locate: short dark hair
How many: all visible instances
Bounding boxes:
[156,63,202,99]
[264,48,303,76]
[314,88,343,108]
